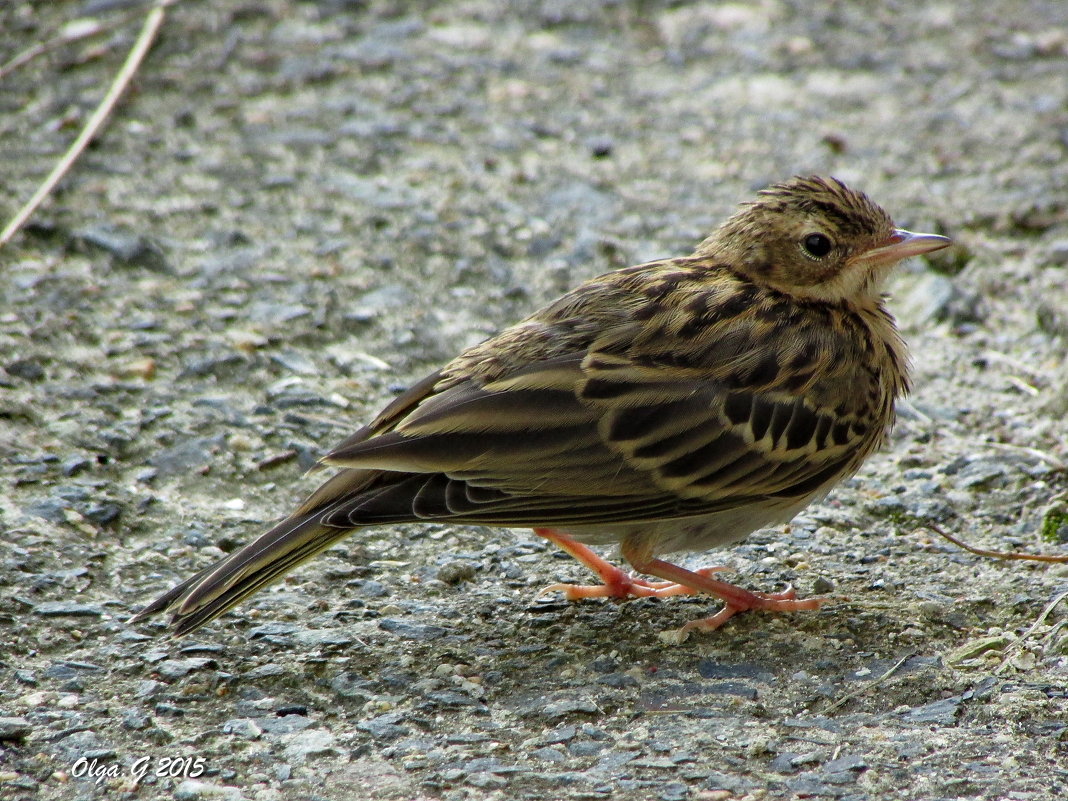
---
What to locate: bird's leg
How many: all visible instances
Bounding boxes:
[533,528,728,600]
[620,538,828,641]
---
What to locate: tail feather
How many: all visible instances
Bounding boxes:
[130,511,352,637]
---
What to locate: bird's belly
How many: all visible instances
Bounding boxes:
[556,493,824,555]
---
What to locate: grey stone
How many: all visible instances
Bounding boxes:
[148,436,227,477]
[243,664,285,680]
[62,457,92,476]
[75,224,168,271]
[24,499,69,524]
[0,717,32,740]
[121,710,151,730]
[538,697,600,718]
[695,660,775,682]
[5,358,45,381]
[1046,239,1068,266]
[659,781,690,801]
[535,725,577,746]
[179,354,248,379]
[568,741,605,757]
[173,780,245,801]
[155,658,218,680]
[704,681,759,700]
[257,715,314,737]
[597,672,639,688]
[785,773,844,797]
[247,623,299,639]
[771,752,803,773]
[284,728,339,762]
[531,746,567,763]
[330,671,375,699]
[378,618,449,640]
[246,302,311,326]
[823,754,867,774]
[436,560,477,584]
[705,772,758,793]
[350,579,390,598]
[358,713,409,741]
[466,772,508,789]
[291,629,355,648]
[904,696,962,725]
[84,502,122,525]
[33,602,104,617]
[270,350,318,375]
[222,718,263,739]
[954,459,1010,490]
[424,690,482,708]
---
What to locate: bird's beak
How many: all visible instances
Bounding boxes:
[855,229,951,269]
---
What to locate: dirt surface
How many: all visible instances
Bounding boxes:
[2,1,1067,799]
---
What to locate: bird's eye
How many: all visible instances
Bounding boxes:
[801,232,833,259]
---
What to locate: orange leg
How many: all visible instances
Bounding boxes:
[533,527,829,640]
[534,528,727,600]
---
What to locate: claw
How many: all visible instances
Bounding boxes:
[533,527,830,636]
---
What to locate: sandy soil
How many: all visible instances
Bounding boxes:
[1,1,1066,799]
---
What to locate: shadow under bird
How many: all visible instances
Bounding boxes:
[131,176,950,641]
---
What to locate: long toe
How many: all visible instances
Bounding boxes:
[659,590,831,643]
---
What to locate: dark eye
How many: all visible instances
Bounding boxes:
[801,232,833,259]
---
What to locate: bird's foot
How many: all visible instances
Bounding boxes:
[533,527,728,600]
[538,567,729,601]
[533,528,830,639]
[658,586,826,644]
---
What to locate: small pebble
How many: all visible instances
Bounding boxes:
[0,718,32,741]
[174,780,245,801]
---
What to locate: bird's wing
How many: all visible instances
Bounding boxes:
[312,343,871,530]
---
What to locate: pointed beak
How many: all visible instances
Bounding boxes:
[855,229,952,269]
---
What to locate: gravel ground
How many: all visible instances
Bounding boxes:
[2,1,1067,799]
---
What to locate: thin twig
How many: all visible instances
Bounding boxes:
[923,523,1068,563]
[824,652,915,714]
[982,441,1066,471]
[995,588,1068,675]
[0,0,175,249]
[0,11,145,82]
[1041,619,1067,652]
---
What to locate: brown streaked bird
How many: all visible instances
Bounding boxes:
[130,176,950,641]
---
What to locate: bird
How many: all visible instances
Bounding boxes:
[130,176,950,641]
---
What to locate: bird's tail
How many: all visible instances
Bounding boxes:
[129,511,350,637]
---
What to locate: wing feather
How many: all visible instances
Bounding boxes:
[307,263,888,529]
[311,353,872,527]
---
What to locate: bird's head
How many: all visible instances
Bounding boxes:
[695,176,950,304]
